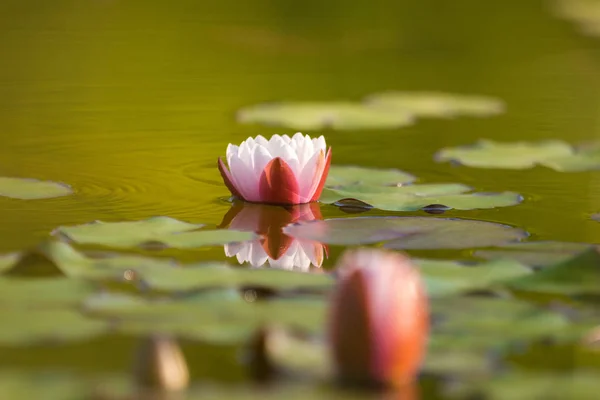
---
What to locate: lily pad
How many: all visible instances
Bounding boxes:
[0,371,90,399]
[474,241,594,268]
[365,91,505,118]
[0,309,108,346]
[429,296,571,354]
[435,139,574,169]
[320,182,521,211]
[0,177,73,200]
[463,369,600,400]
[416,258,531,297]
[436,139,600,171]
[424,296,579,379]
[53,216,256,249]
[236,101,414,130]
[325,165,416,187]
[42,241,332,292]
[553,0,600,38]
[84,291,327,339]
[0,276,96,307]
[0,253,20,273]
[283,216,528,249]
[506,247,600,296]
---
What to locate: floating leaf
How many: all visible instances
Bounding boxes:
[435,140,574,169]
[284,216,528,249]
[424,296,575,379]
[506,247,600,296]
[42,241,332,292]
[474,241,594,268]
[0,276,96,307]
[84,291,327,340]
[53,216,255,249]
[428,297,570,355]
[0,252,20,273]
[0,177,72,199]
[321,182,521,211]
[464,369,600,400]
[236,101,414,130]
[365,91,505,118]
[0,371,90,399]
[139,265,333,292]
[553,0,600,38]
[0,309,108,345]
[324,165,416,187]
[435,139,600,171]
[416,258,531,297]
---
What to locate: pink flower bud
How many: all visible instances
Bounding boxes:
[328,248,429,388]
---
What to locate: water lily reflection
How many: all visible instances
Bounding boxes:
[220,202,327,270]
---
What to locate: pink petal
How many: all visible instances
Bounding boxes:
[217,157,243,199]
[310,147,332,202]
[258,157,301,205]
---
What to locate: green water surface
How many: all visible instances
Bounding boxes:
[1,0,600,398]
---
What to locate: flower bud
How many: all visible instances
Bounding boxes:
[328,248,429,388]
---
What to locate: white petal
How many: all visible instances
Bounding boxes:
[266,136,300,176]
[298,240,321,267]
[255,135,269,147]
[251,144,273,180]
[224,242,244,257]
[280,134,292,144]
[229,154,261,201]
[297,149,322,201]
[235,243,251,263]
[248,242,269,267]
[226,144,239,166]
[312,136,326,153]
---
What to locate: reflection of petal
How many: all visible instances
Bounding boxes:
[249,241,269,266]
[225,239,324,270]
[221,203,326,270]
[224,242,244,257]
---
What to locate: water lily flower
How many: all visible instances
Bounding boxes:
[218,133,332,205]
[328,248,429,388]
[220,202,327,270]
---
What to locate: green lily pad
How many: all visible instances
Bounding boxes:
[429,297,570,352]
[283,216,528,249]
[0,177,73,200]
[53,216,256,249]
[320,182,521,211]
[40,241,178,280]
[463,369,600,400]
[365,91,505,118]
[138,264,333,292]
[0,309,108,346]
[236,101,414,130]
[0,371,90,399]
[416,258,531,298]
[424,296,577,379]
[435,139,600,171]
[506,247,600,296]
[474,241,594,268]
[84,291,327,340]
[435,139,574,169]
[0,276,96,307]
[0,252,20,273]
[553,0,600,38]
[42,241,332,292]
[325,165,416,187]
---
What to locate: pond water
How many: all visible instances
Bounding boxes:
[1,0,600,398]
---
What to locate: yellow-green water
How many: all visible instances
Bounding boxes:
[1,0,600,397]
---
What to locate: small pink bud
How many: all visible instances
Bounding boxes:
[328,248,429,388]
